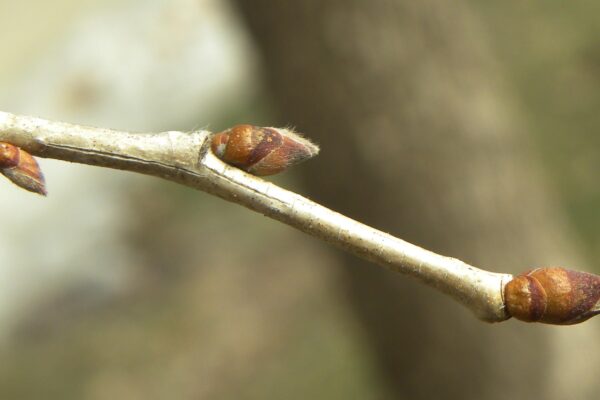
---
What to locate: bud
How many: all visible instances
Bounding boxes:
[0,142,47,196]
[211,125,319,176]
[504,267,600,325]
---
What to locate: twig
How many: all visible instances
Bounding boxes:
[2,111,598,325]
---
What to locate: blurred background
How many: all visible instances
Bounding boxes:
[1,0,600,399]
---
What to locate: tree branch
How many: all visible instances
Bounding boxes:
[2,111,598,325]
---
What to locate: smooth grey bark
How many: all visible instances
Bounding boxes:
[0,111,512,322]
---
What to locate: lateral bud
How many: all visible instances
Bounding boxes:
[0,142,47,196]
[211,125,319,176]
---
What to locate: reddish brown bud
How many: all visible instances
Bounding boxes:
[0,142,47,196]
[504,267,600,325]
[0,142,19,168]
[211,124,319,176]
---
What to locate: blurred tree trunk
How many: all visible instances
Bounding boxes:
[233,1,597,399]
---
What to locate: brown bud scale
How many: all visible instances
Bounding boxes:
[504,267,600,325]
[0,142,19,169]
[0,142,47,196]
[211,124,319,176]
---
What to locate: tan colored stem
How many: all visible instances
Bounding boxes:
[0,111,512,322]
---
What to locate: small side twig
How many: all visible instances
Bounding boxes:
[1,111,598,325]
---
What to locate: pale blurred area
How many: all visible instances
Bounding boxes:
[0,0,258,331]
[1,1,600,399]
